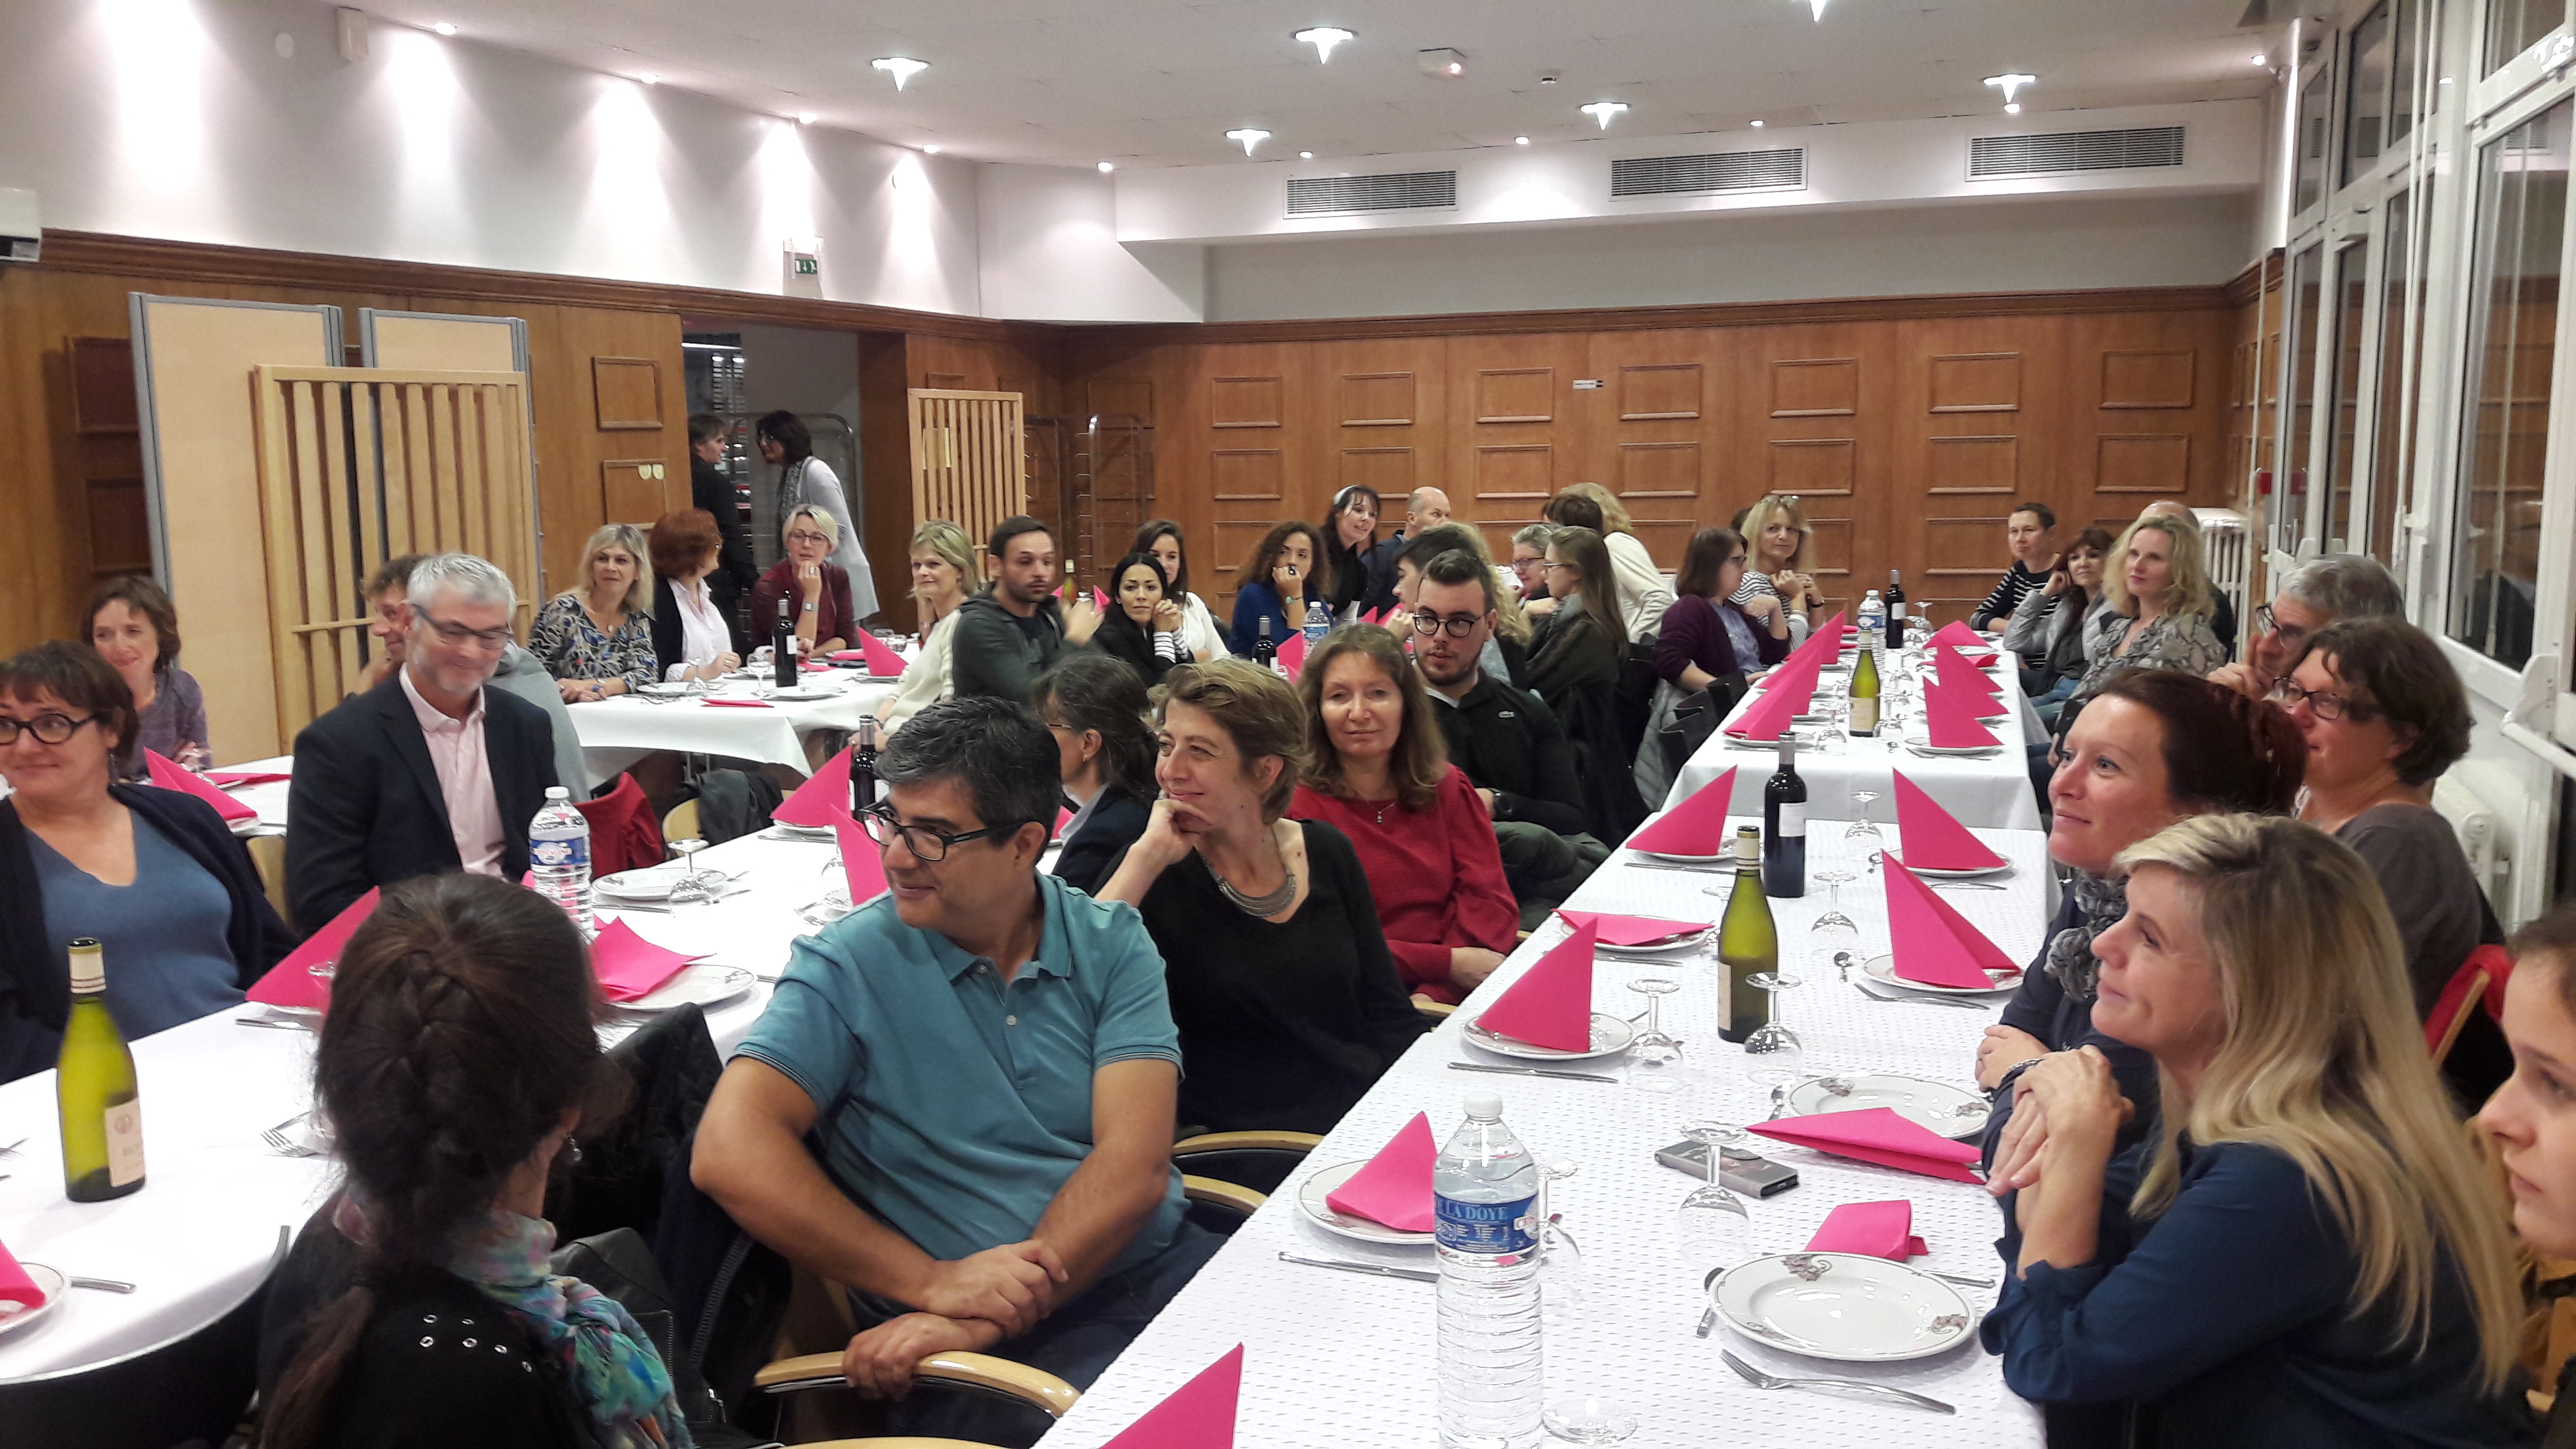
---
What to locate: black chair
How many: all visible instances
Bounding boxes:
[549,1003,723,1244]
[0,1227,286,1449]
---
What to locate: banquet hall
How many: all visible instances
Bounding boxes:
[5,1,2576,1446]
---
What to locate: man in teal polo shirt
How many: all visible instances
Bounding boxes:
[692,696,1216,1417]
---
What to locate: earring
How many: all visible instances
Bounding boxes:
[565,1137,583,1166]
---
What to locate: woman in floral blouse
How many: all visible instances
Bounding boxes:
[529,523,658,702]
[2067,514,2225,711]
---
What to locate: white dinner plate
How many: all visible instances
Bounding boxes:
[1861,952,2020,997]
[0,1264,69,1342]
[1782,1073,1991,1139]
[1594,932,1710,958]
[1882,852,2012,880]
[768,822,839,841]
[263,1002,323,1023]
[1297,1159,1435,1247]
[756,688,837,703]
[1898,738,2006,757]
[594,867,687,902]
[1635,849,1728,866]
[1713,1253,1975,1363]
[614,964,754,1013]
[228,816,266,837]
[1461,1012,1637,1061]
[636,681,696,698]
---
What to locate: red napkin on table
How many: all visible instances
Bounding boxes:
[802,660,836,673]
[145,749,257,824]
[1805,1201,1930,1261]
[1920,681,2002,748]
[1812,609,1847,640]
[1626,768,1737,856]
[829,816,890,903]
[701,697,775,709]
[1323,1112,1437,1231]
[1883,856,2020,989]
[1888,773,2007,871]
[0,1237,45,1310]
[1723,672,1808,741]
[1933,643,2003,698]
[1926,619,1986,651]
[1750,1107,1983,1184]
[1101,1344,1244,1449]
[831,632,909,677]
[1276,630,1309,679]
[246,887,381,1011]
[205,769,291,788]
[590,917,706,1003]
[1750,645,1824,695]
[1473,919,1598,1051]
[773,748,855,829]
[1554,910,1710,947]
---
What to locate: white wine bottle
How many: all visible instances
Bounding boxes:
[1848,642,1882,738]
[1717,827,1778,1044]
[57,938,145,1202]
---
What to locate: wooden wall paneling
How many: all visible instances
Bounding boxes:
[1893,316,2065,625]
[65,336,149,583]
[1181,341,1304,618]
[1324,336,1447,569]
[2063,308,2238,549]
[1737,322,1890,620]
[1450,333,1588,562]
[1586,328,1721,568]
[857,333,917,630]
[522,306,686,595]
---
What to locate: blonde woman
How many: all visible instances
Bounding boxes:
[1544,483,1672,644]
[1733,493,1820,646]
[529,522,656,701]
[874,519,975,735]
[1985,814,2526,1445]
[749,505,857,658]
[2067,514,2223,708]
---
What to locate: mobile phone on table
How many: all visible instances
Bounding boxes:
[1656,1139,1798,1198]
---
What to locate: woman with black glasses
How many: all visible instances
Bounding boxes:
[0,643,293,1082]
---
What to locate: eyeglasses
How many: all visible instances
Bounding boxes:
[0,713,100,746]
[2251,603,2311,651]
[2266,678,2379,723]
[1410,611,1489,639]
[858,805,1029,862]
[1543,561,1578,575]
[784,530,832,547]
[410,607,512,648]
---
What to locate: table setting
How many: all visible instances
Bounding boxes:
[570,653,902,778]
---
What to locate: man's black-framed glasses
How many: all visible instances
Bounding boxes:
[0,713,99,746]
[858,805,1028,861]
[409,605,512,648]
[1410,610,1490,639]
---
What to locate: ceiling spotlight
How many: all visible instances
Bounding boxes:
[638,72,660,85]
[923,145,940,154]
[1225,127,1272,155]
[2248,52,2268,65]
[1514,135,1530,145]
[432,21,456,36]
[1808,0,1828,17]
[1098,160,1115,172]
[1538,69,1563,85]
[873,56,929,90]
[1419,47,1465,77]
[1299,150,1314,159]
[1294,27,1353,63]
[1983,72,2035,104]
[1750,119,1765,127]
[1580,100,1627,129]
[2004,102,2021,114]
[796,110,816,124]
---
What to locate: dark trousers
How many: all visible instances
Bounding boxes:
[1495,820,1608,930]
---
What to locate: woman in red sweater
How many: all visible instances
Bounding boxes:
[1290,625,1520,1005]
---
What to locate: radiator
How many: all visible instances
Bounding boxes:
[2193,508,2253,633]
[2431,775,2512,907]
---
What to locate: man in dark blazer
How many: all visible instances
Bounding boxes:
[690,413,756,651]
[287,553,559,928]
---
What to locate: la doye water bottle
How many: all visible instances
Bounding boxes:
[529,786,593,934]
[1437,1092,1544,1449]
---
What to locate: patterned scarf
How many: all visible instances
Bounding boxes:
[2044,870,2129,1005]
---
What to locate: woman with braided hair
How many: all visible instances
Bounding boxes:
[255,872,687,1448]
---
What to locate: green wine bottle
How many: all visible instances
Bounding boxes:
[1717,826,1778,1044]
[1848,641,1881,738]
[57,939,144,1203]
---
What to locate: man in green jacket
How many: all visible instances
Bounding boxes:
[949,516,1100,703]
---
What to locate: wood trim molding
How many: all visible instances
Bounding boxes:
[2223,251,2279,310]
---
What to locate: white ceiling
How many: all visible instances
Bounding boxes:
[358,0,2277,168]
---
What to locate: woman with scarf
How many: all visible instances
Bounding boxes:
[257,872,690,1449]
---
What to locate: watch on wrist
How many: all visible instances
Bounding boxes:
[1996,1056,2048,1093]
[803,600,817,613]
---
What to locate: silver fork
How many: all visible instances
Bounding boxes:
[261,1115,321,1159]
[1719,1350,1955,1414]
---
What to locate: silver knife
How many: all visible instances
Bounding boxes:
[1448,1061,1620,1083]
[1277,1252,1437,1283]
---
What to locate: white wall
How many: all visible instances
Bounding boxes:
[0,0,980,313]
[979,165,1204,322]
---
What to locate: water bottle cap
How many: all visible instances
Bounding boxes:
[545,786,570,801]
[1462,1091,1503,1120]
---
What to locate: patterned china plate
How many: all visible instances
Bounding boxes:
[1296,1159,1435,1247]
[1780,1073,1991,1139]
[1460,1013,1637,1062]
[1713,1253,1975,1362]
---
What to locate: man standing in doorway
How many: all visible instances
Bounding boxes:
[688,413,758,650]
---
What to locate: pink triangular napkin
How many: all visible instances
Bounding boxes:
[773,748,855,829]
[701,697,774,708]
[830,815,890,903]
[1749,1107,1983,1184]
[1276,630,1309,679]
[1093,586,1111,613]
[1053,805,1076,841]
[205,769,291,787]
[1361,607,1383,626]
[1888,773,2007,871]
[1554,910,1711,947]
[1805,1200,1929,1260]
[846,632,909,677]
[1933,643,2003,697]
[1926,619,1984,651]
[145,749,256,823]
[0,1237,45,1310]
[1883,857,2021,988]
[1920,681,2001,749]
[1101,1344,1244,1449]
[1724,676,1806,741]
[1324,1112,1437,1231]
[1472,919,1598,1051]
[590,917,706,1003]
[246,887,381,1011]
[1626,768,1738,856]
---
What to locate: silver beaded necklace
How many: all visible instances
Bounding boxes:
[1210,825,1298,917]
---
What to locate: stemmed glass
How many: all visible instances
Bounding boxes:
[667,838,712,905]
[1624,977,1687,1094]
[1536,1158,1636,1445]
[1742,972,1805,1086]
[1844,790,1885,872]
[1808,867,1861,978]
[1676,1122,1754,1272]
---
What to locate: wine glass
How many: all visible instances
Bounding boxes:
[1624,977,1687,1094]
[1535,1157,1636,1444]
[1808,868,1861,977]
[1844,789,1885,872]
[1676,1123,1753,1271]
[667,838,712,904]
[1742,972,1805,1086]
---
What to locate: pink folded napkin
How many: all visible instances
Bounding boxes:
[1883,857,2021,989]
[590,918,706,1003]
[1554,910,1710,947]
[1921,681,2001,749]
[1324,1112,1437,1231]
[773,748,854,829]
[701,697,774,709]
[831,632,909,677]
[246,887,382,1011]
[1750,1107,1984,1184]
[1933,643,2003,697]
[1277,630,1309,679]
[1360,607,1383,626]
[1103,1344,1244,1449]
[145,749,256,823]
[0,1237,45,1310]
[205,769,291,788]
[1926,619,1985,651]
[1473,919,1598,1051]
[1626,767,1737,856]
[1805,1201,1929,1261]
[1093,586,1111,613]
[1052,805,1076,841]
[1888,772,2006,871]
[1725,670,1810,741]
[831,815,890,902]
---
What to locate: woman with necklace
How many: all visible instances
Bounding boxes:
[1096,659,1424,1134]
[530,524,658,702]
[1288,627,1516,1006]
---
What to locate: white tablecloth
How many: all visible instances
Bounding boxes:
[1669,651,2046,832]
[1038,819,2051,1448]
[569,670,899,777]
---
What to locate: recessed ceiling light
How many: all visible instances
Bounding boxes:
[2004,102,2021,114]
[638,72,659,85]
[1098,160,1116,172]
[2248,52,2268,65]
[1580,100,1627,129]
[1983,72,2035,104]
[1225,127,1272,155]
[431,21,456,36]
[1294,27,1353,64]
[872,56,928,90]
[1514,135,1530,145]
[2439,75,2454,84]
[1299,150,1314,159]
[1750,119,1765,127]
[796,111,816,124]
[923,144,940,154]
[1807,0,1828,18]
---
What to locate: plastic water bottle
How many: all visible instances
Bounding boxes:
[529,786,593,934]
[1436,1092,1544,1449]
[1856,589,1885,654]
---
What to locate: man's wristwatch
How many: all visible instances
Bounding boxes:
[803,600,817,613]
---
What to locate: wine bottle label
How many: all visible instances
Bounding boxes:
[1849,698,1880,734]
[105,1100,145,1187]
[1717,967,1733,1033]
[1777,804,1807,838]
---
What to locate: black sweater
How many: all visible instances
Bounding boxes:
[1428,673,1588,838]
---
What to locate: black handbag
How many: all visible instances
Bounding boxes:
[1657,674,1747,774]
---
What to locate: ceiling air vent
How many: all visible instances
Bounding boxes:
[1611,148,1806,197]
[1969,125,2185,178]
[1286,170,1458,217]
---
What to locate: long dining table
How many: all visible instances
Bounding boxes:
[567,665,900,778]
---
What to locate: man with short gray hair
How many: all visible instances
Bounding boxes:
[2208,554,2406,703]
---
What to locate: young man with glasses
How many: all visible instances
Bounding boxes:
[286,552,560,927]
[693,697,1213,1437]
[2207,554,2404,704]
[1407,551,1604,925]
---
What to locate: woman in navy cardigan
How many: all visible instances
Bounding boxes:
[1982,814,2527,1448]
[1229,520,1332,657]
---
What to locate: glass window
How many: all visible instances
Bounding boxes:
[2449,98,2567,671]
[2487,0,2570,76]
[2389,0,2420,144]
[2278,246,2326,555]
[2324,242,2371,552]
[2295,66,2334,214]
[2368,185,2430,567]
[2347,4,2394,185]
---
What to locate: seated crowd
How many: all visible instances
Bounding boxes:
[4,473,2567,1449]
